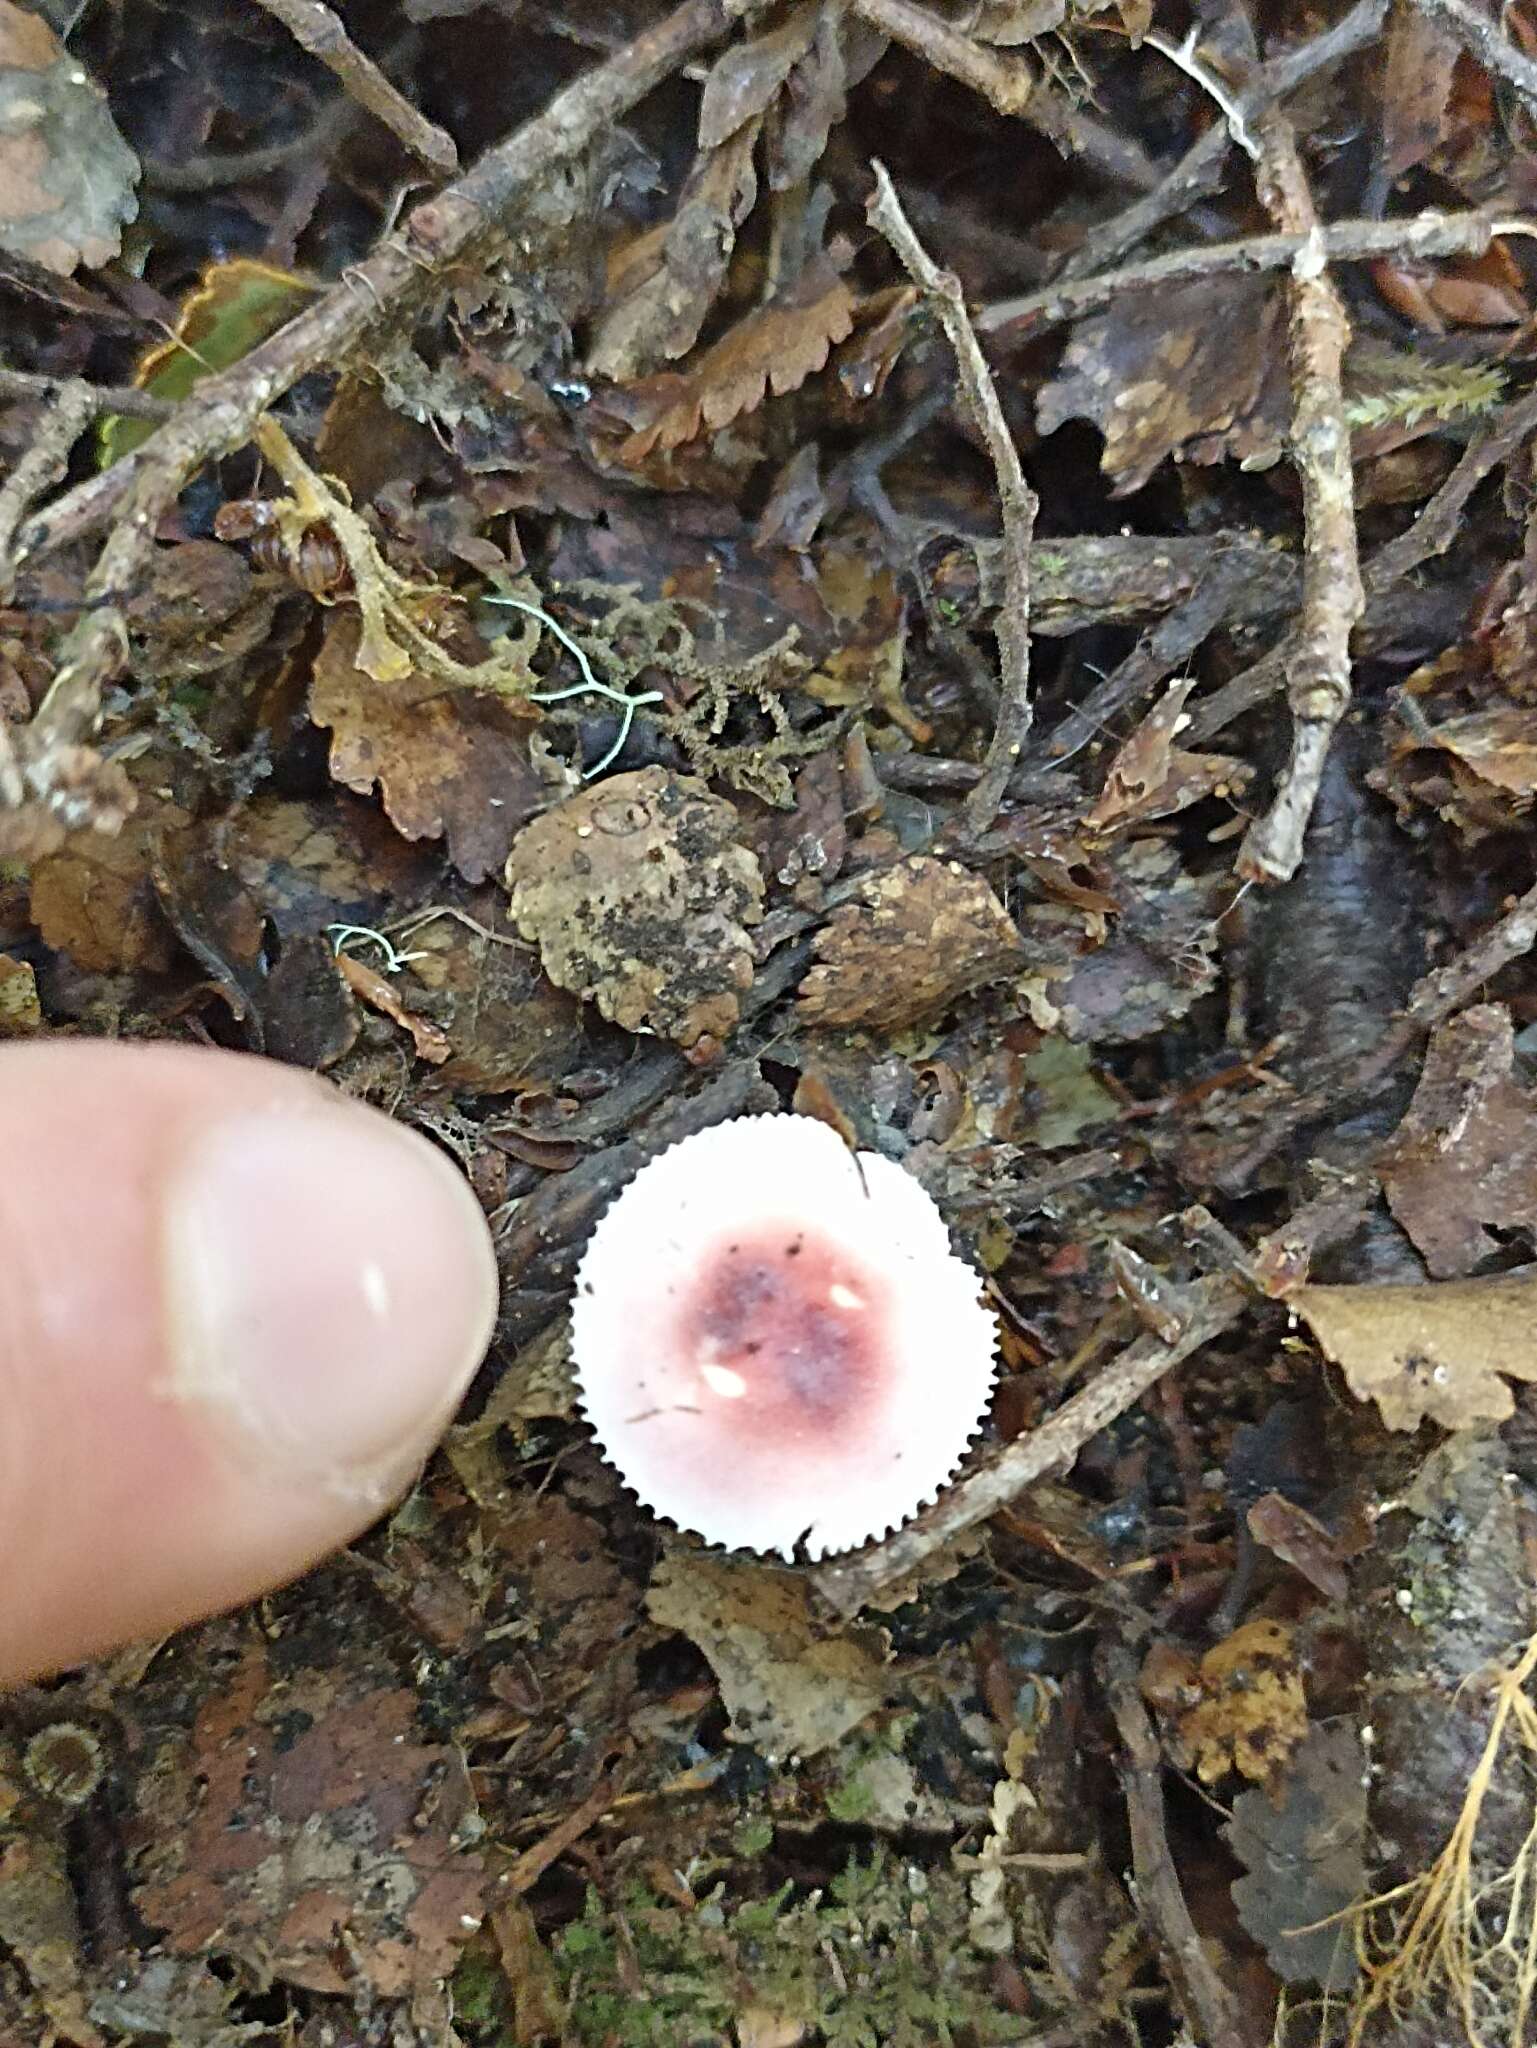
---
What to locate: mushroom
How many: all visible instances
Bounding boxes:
[570,1114,997,1558]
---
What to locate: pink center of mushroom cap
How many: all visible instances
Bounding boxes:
[670,1222,889,1443]
[570,1113,998,1559]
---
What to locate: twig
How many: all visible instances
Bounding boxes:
[977,208,1515,333]
[853,0,1033,114]
[851,0,1160,190]
[811,1274,1246,1617]
[248,0,459,175]
[1410,0,1537,115]
[1040,544,1274,765]
[0,367,175,423]
[0,382,100,604]
[1055,0,1388,284]
[1207,872,1537,1192]
[1187,379,1537,744]
[866,162,1039,839]
[1099,1637,1259,2048]
[1236,94,1365,880]
[0,0,729,846]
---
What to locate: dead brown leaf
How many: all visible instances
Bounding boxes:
[698,4,817,147]
[0,951,40,1032]
[1084,678,1252,832]
[505,765,763,1051]
[311,612,544,884]
[0,0,137,275]
[798,854,1023,1031]
[647,1552,890,1760]
[1227,1719,1365,1991]
[1380,1005,1537,1276]
[619,256,855,462]
[1036,272,1288,493]
[132,1645,485,1997]
[587,123,760,383]
[28,784,188,974]
[1295,1268,1537,1430]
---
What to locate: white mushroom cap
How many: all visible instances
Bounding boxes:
[570,1113,997,1559]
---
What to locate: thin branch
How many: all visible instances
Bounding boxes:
[1187,379,1537,744]
[851,0,1161,191]
[0,366,175,422]
[1236,106,1364,880]
[1410,0,1537,114]
[0,382,98,603]
[1099,1637,1259,2048]
[811,1274,1246,1618]
[1207,872,1537,1193]
[1055,0,1388,284]
[248,0,459,175]
[866,162,1039,839]
[977,208,1516,333]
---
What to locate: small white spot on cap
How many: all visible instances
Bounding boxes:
[360,1262,390,1318]
[700,1362,748,1400]
[829,1283,863,1310]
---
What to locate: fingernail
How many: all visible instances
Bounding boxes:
[161,1102,499,1501]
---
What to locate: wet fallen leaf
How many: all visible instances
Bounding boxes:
[1227,1718,1365,1991]
[1380,1004,1537,1276]
[0,0,137,277]
[152,837,359,1067]
[1294,1268,1537,1430]
[132,1645,485,1997]
[699,4,817,147]
[312,612,545,884]
[28,783,188,973]
[647,1553,889,1760]
[1037,271,1287,492]
[797,855,1023,1030]
[505,765,763,1050]
[1174,1619,1308,1785]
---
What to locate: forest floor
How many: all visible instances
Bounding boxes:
[5,1,1537,2044]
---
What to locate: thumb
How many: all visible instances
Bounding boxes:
[0,1041,498,1684]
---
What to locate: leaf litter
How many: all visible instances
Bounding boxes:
[10,2,1537,2045]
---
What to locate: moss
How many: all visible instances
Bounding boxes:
[555,1849,1022,2047]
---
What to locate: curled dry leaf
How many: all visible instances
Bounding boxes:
[620,255,855,462]
[311,612,544,884]
[586,123,760,383]
[1083,677,1252,832]
[1380,1004,1537,1277]
[1294,1268,1537,1430]
[797,854,1023,1031]
[647,1553,889,1761]
[0,0,137,275]
[504,765,764,1051]
[1173,1619,1308,1786]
